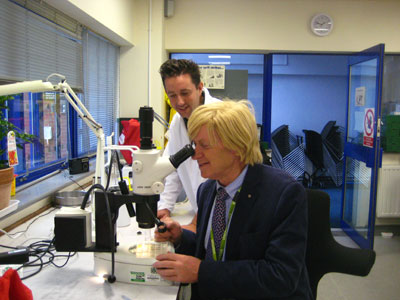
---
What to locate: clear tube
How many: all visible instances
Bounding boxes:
[143,228,152,242]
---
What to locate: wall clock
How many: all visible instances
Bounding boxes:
[311,13,333,36]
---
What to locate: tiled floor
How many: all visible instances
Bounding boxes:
[317,234,400,300]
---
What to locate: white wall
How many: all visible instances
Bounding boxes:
[45,0,135,46]
[45,0,400,148]
[68,0,135,45]
[165,0,400,53]
[119,0,168,147]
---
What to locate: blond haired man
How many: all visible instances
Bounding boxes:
[154,101,312,300]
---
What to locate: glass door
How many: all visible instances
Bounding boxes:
[341,44,385,249]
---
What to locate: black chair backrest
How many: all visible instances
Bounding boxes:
[272,125,291,157]
[305,189,376,299]
[303,130,324,169]
[320,120,336,141]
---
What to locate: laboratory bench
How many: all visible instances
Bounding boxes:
[0,199,195,300]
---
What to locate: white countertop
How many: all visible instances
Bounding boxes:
[0,199,195,300]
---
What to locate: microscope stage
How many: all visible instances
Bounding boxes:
[93,228,175,285]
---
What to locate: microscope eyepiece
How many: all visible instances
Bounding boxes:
[139,106,154,150]
[169,143,195,168]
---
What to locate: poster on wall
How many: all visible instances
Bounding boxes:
[199,65,225,89]
[363,108,374,148]
[355,86,366,107]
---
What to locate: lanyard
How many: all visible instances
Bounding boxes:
[209,186,241,261]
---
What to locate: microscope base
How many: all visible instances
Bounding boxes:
[93,240,174,286]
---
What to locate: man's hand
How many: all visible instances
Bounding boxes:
[157,209,171,219]
[153,252,201,283]
[154,217,183,245]
[181,214,197,233]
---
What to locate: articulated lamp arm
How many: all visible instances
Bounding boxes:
[0,74,106,185]
[56,79,106,185]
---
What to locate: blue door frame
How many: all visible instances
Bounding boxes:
[262,54,273,145]
[340,44,385,249]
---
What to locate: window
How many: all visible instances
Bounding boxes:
[79,29,119,156]
[170,53,264,124]
[382,55,400,116]
[0,0,119,186]
[5,92,71,183]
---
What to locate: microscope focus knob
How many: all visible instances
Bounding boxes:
[151,182,164,194]
[132,160,143,173]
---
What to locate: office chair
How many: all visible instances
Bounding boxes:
[305,189,376,300]
[271,125,306,180]
[320,120,336,141]
[303,130,325,187]
[321,121,344,163]
[272,125,291,158]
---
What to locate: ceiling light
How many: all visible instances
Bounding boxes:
[208,62,230,65]
[208,55,231,59]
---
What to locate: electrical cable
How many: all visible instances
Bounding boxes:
[78,150,129,283]
[0,208,57,239]
[104,150,125,191]
[104,152,115,191]
[79,183,116,283]
[4,185,114,282]
[46,73,65,82]
[1,237,77,281]
[0,208,76,280]
[0,244,18,250]
[68,176,84,190]
[63,169,85,190]
[144,201,166,233]
[114,151,124,182]
[154,111,169,129]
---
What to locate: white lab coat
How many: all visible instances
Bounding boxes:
[158,88,220,214]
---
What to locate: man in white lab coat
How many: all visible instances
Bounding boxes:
[158,59,220,229]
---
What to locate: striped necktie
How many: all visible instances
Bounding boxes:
[206,187,229,260]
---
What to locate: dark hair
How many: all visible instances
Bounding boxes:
[159,59,201,87]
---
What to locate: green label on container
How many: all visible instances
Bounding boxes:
[130,271,145,282]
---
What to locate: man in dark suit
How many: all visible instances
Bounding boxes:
[153,100,312,300]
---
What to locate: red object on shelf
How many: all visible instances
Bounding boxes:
[118,119,140,165]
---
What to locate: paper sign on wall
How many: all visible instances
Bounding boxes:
[363,108,374,148]
[44,126,52,145]
[199,65,225,89]
[355,86,366,107]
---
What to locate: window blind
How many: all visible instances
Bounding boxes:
[0,0,82,88]
[11,0,82,36]
[79,29,119,155]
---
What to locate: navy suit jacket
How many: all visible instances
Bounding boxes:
[177,164,313,300]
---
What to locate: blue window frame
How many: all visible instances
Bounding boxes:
[2,91,81,186]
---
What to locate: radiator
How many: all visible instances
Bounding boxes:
[376,166,400,218]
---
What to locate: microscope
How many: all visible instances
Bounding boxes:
[54,106,194,285]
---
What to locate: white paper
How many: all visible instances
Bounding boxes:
[44,126,52,140]
[355,86,366,107]
[199,65,225,89]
